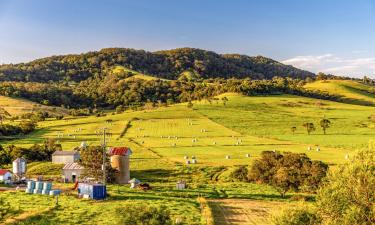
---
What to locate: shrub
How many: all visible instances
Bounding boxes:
[116,204,173,225]
[0,198,11,220]
[248,151,328,197]
[316,149,375,225]
[272,204,320,225]
[229,166,248,182]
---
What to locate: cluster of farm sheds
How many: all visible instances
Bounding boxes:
[0,146,164,200]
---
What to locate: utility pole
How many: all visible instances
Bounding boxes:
[97,127,111,185]
[102,128,107,185]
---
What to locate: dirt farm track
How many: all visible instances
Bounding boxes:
[209,199,287,225]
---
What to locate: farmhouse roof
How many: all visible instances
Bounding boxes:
[63,162,84,170]
[52,151,79,156]
[0,169,11,176]
[108,147,132,156]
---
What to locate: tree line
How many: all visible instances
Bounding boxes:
[0,77,350,111]
[0,48,314,82]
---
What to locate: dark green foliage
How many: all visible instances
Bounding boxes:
[0,139,60,165]
[116,204,173,225]
[272,205,320,225]
[0,121,36,136]
[0,48,313,82]
[0,198,12,220]
[302,122,315,135]
[319,118,331,135]
[79,146,115,182]
[273,150,374,225]
[248,151,328,197]
[230,166,249,181]
[316,150,374,225]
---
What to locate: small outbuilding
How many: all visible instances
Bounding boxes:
[52,151,80,164]
[0,169,12,184]
[62,162,84,183]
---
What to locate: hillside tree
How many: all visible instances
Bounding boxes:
[302,122,315,135]
[320,118,331,135]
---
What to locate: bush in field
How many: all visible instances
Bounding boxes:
[0,198,11,220]
[316,149,375,225]
[271,204,320,225]
[229,166,249,182]
[0,144,12,165]
[272,150,374,225]
[18,120,36,134]
[248,151,328,197]
[116,205,173,225]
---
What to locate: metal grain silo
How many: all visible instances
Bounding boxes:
[13,158,27,177]
[108,147,132,184]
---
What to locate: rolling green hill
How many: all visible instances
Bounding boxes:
[0,95,68,116]
[3,93,373,167]
[304,80,375,105]
[0,47,314,82]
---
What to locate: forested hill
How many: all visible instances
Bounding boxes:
[0,48,314,82]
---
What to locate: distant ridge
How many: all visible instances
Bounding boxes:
[0,47,314,82]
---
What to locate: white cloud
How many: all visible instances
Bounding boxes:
[282,54,375,79]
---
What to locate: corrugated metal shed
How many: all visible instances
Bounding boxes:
[53,151,79,156]
[63,162,84,170]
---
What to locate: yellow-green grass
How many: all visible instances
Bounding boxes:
[1,189,201,225]
[195,93,375,151]
[0,95,68,116]
[304,80,375,105]
[112,65,169,81]
[3,94,369,168]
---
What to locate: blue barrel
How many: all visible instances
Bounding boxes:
[43,182,52,191]
[92,184,106,200]
[25,188,34,194]
[33,189,42,194]
[41,189,50,195]
[27,181,35,190]
[35,182,44,190]
[77,183,106,200]
[49,190,61,196]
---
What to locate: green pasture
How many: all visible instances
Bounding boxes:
[304,80,375,105]
[195,93,375,151]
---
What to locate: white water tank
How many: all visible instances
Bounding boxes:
[13,158,27,175]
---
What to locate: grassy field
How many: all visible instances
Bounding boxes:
[0,95,68,116]
[1,88,374,224]
[112,65,170,81]
[304,80,375,105]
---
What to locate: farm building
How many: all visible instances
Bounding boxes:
[0,169,12,184]
[109,147,132,184]
[62,162,84,182]
[52,151,80,164]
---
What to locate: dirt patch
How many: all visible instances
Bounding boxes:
[208,199,288,225]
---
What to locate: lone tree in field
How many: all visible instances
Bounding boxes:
[291,126,297,135]
[248,151,328,197]
[187,101,193,108]
[302,122,315,135]
[320,118,331,135]
[221,97,229,106]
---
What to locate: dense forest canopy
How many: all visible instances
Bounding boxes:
[0,48,314,82]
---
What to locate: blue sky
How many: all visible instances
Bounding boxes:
[0,0,374,78]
